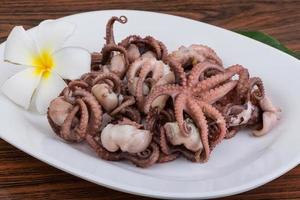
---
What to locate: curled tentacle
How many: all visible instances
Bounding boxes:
[248,77,265,102]
[92,72,122,94]
[81,71,101,86]
[87,135,159,168]
[197,101,227,148]
[135,61,165,107]
[73,88,102,135]
[187,62,224,86]
[105,16,127,45]
[122,142,160,168]
[119,35,168,61]
[68,80,90,91]
[101,44,129,67]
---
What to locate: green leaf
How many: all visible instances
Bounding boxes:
[235,30,300,59]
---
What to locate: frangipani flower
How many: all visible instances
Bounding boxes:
[1,20,91,114]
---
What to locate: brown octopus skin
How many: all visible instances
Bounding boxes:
[105,16,127,45]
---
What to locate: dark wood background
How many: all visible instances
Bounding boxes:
[0,0,299,199]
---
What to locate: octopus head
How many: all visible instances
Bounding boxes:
[127,44,141,63]
[48,97,73,126]
[91,83,119,112]
[164,120,203,152]
[101,123,152,154]
[252,96,281,136]
[110,53,127,78]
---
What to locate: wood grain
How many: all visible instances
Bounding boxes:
[0,1,299,199]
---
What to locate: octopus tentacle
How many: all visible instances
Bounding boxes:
[228,64,249,101]
[248,77,265,101]
[186,98,210,162]
[146,108,174,133]
[119,35,166,61]
[168,59,187,86]
[62,87,75,104]
[126,57,146,83]
[105,16,127,45]
[75,99,89,137]
[87,135,158,168]
[92,72,121,93]
[60,104,85,142]
[100,44,129,67]
[118,35,142,48]
[199,80,238,104]
[122,143,159,168]
[197,101,226,147]
[86,135,122,161]
[117,107,141,123]
[110,96,135,116]
[68,80,90,90]
[81,71,101,86]
[192,65,241,93]
[143,36,162,59]
[174,93,190,136]
[135,62,164,106]
[158,152,180,163]
[187,62,224,86]
[190,44,223,66]
[144,84,183,113]
[159,127,171,154]
[73,89,102,135]
[158,41,168,63]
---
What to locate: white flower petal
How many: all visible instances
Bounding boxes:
[35,72,67,114]
[4,26,38,66]
[1,68,41,109]
[35,20,75,54]
[52,47,91,79]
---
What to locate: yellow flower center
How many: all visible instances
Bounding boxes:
[32,50,54,79]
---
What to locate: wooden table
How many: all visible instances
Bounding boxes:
[0,1,299,199]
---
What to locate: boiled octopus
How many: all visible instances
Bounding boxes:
[47,16,281,168]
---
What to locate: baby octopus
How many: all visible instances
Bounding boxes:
[47,15,281,168]
[144,60,251,161]
[48,80,102,142]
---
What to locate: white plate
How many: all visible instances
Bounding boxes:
[0,10,300,199]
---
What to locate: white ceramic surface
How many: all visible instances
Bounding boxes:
[0,10,300,199]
